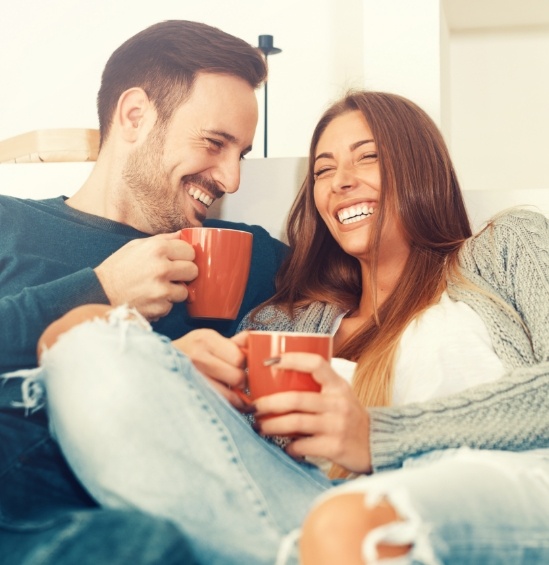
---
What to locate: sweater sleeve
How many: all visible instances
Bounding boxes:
[368,210,549,472]
[368,363,549,471]
[458,209,549,363]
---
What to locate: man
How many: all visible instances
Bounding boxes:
[0,20,286,564]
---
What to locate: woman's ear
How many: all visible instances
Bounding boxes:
[114,87,156,143]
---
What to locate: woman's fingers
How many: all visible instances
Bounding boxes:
[254,390,325,418]
[255,408,325,437]
[267,353,339,388]
[248,355,372,473]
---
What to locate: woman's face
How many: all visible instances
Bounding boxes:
[313,110,410,265]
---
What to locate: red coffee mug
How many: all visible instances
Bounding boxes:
[180,227,253,319]
[245,331,333,399]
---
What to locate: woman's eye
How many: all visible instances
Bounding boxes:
[313,167,332,179]
[359,152,378,162]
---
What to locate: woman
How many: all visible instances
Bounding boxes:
[38,91,549,564]
[238,91,510,479]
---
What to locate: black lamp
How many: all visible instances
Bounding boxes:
[258,35,282,157]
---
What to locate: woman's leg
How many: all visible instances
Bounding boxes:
[40,307,333,565]
[301,493,410,564]
[300,448,549,564]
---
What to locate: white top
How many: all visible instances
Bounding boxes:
[331,291,506,405]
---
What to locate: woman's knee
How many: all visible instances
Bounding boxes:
[300,491,412,564]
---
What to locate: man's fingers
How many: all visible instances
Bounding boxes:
[168,243,196,262]
[151,230,186,241]
[230,330,249,348]
[166,260,199,284]
[205,378,250,411]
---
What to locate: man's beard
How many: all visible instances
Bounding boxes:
[122,129,188,233]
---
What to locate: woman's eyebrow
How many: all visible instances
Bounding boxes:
[349,139,374,151]
[314,151,333,162]
[314,139,375,162]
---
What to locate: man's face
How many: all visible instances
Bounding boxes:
[122,72,258,233]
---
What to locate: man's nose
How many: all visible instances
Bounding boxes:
[214,156,241,194]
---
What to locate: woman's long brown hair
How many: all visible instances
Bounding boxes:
[256,91,472,477]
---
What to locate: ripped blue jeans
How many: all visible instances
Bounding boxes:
[35,308,549,564]
[310,447,549,564]
[0,400,199,564]
[39,308,332,565]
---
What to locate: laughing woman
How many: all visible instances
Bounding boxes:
[37,91,549,565]
[240,91,509,479]
[251,91,549,564]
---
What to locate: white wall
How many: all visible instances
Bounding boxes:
[0,0,364,159]
[1,1,547,199]
[449,27,549,191]
[361,0,447,128]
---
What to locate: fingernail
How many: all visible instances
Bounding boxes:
[263,356,281,367]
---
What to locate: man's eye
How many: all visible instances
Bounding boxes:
[207,138,223,149]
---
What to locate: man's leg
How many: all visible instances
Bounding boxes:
[0,509,196,565]
[0,410,195,565]
[0,410,96,520]
[41,310,333,565]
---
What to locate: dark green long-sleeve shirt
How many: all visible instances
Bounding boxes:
[0,195,287,374]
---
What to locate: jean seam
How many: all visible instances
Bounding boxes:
[170,348,282,539]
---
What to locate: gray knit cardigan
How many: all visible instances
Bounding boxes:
[239,209,549,471]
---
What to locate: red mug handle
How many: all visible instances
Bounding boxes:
[185,285,195,304]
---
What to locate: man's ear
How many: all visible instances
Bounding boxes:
[115,87,156,143]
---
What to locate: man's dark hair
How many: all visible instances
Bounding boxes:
[97,20,267,145]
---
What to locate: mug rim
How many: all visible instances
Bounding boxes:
[180,227,253,236]
[248,330,332,338]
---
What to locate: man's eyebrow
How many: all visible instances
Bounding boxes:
[205,129,252,154]
[314,139,375,162]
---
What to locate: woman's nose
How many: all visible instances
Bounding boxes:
[331,166,358,193]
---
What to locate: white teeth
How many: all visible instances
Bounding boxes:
[337,204,374,224]
[188,187,214,207]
